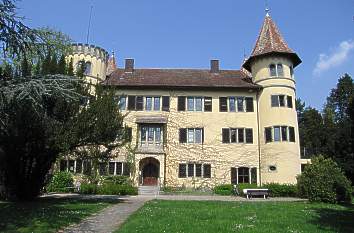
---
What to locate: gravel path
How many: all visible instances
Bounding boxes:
[52,194,306,233]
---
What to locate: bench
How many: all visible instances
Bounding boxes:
[243,189,269,199]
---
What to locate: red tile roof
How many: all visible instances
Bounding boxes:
[243,15,301,72]
[103,68,260,90]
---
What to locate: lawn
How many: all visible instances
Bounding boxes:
[116,200,354,233]
[0,196,119,233]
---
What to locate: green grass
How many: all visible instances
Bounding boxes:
[116,200,354,233]
[0,197,120,233]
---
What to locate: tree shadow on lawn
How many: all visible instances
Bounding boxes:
[309,203,354,233]
[0,196,121,233]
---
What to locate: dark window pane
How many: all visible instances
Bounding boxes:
[123,163,130,176]
[76,160,82,173]
[219,97,228,112]
[68,160,75,173]
[136,96,144,111]
[251,168,257,184]
[237,97,244,112]
[231,167,237,184]
[281,126,288,141]
[269,64,276,76]
[179,128,187,143]
[187,163,194,177]
[178,96,186,111]
[271,95,279,107]
[245,97,254,112]
[246,128,253,144]
[99,162,107,176]
[195,164,202,177]
[238,129,244,143]
[230,129,237,143]
[289,127,295,142]
[274,126,281,141]
[162,96,170,111]
[229,97,236,112]
[187,97,194,111]
[203,164,211,178]
[83,160,91,175]
[204,97,212,112]
[265,127,272,143]
[179,164,186,178]
[127,96,136,110]
[279,95,285,107]
[277,64,284,76]
[116,162,123,175]
[222,128,230,143]
[238,167,249,183]
[287,96,293,108]
[60,160,67,172]
[109,162,115,175]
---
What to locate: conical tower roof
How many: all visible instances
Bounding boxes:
[106,51,117,76]
[243,14,301,72]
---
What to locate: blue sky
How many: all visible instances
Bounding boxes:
[17,0,354,110]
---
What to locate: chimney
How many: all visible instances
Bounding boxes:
[125,58,134,73]
[210,59,219,73]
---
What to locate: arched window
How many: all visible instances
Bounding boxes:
[84,62,92,75]
[290,65,294,78]
[277,64,284,76]
[269,64,276,76]
[238,167,250,183]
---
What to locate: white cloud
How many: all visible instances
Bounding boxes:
[313,40,354,76]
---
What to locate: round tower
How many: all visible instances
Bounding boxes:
[243,13,302,184]
[66,43,109,84]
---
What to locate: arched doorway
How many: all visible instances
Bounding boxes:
[139,157,160,186]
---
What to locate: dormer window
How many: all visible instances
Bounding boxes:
[84,62,92,75]
[269,63,284,77]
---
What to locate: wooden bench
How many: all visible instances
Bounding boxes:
[243,189,269,199]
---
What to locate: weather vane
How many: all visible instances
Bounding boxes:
[265,0,270,16]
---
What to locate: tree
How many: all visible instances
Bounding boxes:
[57,54,66,75]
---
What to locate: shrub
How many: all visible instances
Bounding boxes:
[102,176,131,185]
[263,183,297,197]
[236,183,258,195]
[214,184,233,195]
[297,155,352,203]
[79,182,137,195]
[46,172,74,193]
[79,183,98,194]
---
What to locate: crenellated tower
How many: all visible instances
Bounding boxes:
[243,13,302,184]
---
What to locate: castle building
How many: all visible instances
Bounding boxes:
[62,13,303,188]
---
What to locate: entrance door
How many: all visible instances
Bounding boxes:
[142,163,159,186]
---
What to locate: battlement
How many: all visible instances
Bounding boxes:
[71,43,109,61]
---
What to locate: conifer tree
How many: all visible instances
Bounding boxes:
[49,53,58,74]
[67,58,74,76]
[21,58,31,77]
[57,54,66,75]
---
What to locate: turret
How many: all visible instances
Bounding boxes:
[243,13,302,184]
[66,43,109,84]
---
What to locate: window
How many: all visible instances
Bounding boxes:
[204,97,212,112]
[274,126,281,141]
[289,127,295,142]
[251,168,257,184]
[60,160,67,172]
[195,97,202,111]
[290,66,294,78]
[145,97,152,111]
[279,95,285,107]
[180,128,203,144]
[269,64,277,76]
[203,164,211,178]
[245,129,253,143]
[187,163,194,177]
[123,163,130,176]
[245,97,254,112]
[281,126,288,141]
[136,96,144,111]
[277,64,284,76]
[179,164,187,178]
[271,95,279,107]
[68,160,75,172]
[83,160,91,175]
[84,62,92,75]
[153,97,160,111]
[127,96,136,110]
[265,127,272,143]
[187,97,194,111]
[109,162,115,175]
[116,162,123,175]
[238,129,244,143]
[229,97,236,112]
[237,97,244,112]
[178,96,186,111]
[140,126,162,146]
[162,96,170,111]
[222,128,230,143]
[230,128,237,143]
[287,96,293,108]
[76,160,82,173]
[99,162,107,176]
[238,167,249,183]
[187,97,203,111]
[127,96,144,111]
[219,97,228,112]
[195,164,202,177]
[269,165,277,171]
[118,96,126,111]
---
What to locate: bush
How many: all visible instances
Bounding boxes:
[214,184,233,195]
[79,182,137,195]
[46,172,74,193]
[102,176,131,185]
[236,183,258,195]
[263,183,297,197]
[79,183,98,194]
[297,155,352,203]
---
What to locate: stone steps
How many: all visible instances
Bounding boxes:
[138,185,160,195]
